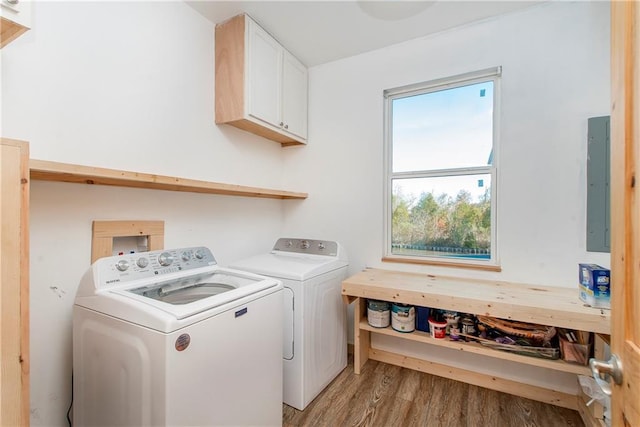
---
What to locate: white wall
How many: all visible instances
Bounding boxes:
[284,0,611,286]
[283,1,610,393]
[2,2,297,424]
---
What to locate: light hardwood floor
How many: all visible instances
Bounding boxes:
[283,356,584,427]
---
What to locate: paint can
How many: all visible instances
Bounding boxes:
[415,306,431,332]
[449,327,461,341]
[442,311,460,335]
[461,316,477,336]
[391,303,415,333]
[367,300,390,328]
[428,317,447,339]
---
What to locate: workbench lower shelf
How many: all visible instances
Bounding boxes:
[366,346,579,409]
[359,319,590,376]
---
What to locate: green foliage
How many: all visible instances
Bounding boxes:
[392,186,491,252]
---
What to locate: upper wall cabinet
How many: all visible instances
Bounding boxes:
[0,0,31,48]
[215,14,308,147]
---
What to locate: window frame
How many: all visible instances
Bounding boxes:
[382,66,502,270]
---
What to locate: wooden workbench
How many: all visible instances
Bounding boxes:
[342,268,610,422]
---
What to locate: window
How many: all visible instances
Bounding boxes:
[383,67,500,268]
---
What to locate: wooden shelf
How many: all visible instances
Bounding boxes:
[29,159,308,200]
[1,16,29,49]
[359,319,590,376]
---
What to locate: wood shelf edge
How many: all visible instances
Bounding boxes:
[369,348,579,410]
[225,119,306,147]
[359,319,590,376]
[29,159,308,200]
[343,268,611,335]
[0,16,29,49]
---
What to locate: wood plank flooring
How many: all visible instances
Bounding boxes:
[283,356,585,427]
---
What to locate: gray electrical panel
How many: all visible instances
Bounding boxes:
[586,116,610,253]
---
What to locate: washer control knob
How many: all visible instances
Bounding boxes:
[181,251,191,261]
[301,240,310,250]
[194,249,205,259]
[136,257,149,268]
[318,242,325,250]
[116,259,130,271]
[286,240,293,248]
[158,252,174,267]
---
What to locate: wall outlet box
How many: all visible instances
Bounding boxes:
[578,263,610,309]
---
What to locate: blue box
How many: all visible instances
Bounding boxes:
[416,307,430,332]
[578,264,610,309]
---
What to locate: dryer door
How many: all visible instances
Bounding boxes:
[283,286,294,360]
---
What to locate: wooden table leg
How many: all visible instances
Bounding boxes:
[353,297,370,374]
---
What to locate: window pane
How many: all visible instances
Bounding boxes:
[392,81,494,172]
[391,174,491,259]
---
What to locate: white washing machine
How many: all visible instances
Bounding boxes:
[73,246,283,426]
[230,238,348,410]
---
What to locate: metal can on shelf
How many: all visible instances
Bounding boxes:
[461,316,477,336]
[391,303,415,333]
[367,300,390,328]
[443,310,460,335]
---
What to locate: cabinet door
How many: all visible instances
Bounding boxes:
[282,51,308,140]
[246,18,282,129]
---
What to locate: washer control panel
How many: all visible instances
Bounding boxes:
[95,246,216,289]
[272,238,338,256]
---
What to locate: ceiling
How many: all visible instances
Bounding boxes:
[187,1,545,67]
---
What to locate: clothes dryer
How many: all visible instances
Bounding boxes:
[73,247,283,426]
[230,238,348,410]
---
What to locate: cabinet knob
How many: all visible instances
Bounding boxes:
[284,124,289,129]
[279,122,284,126]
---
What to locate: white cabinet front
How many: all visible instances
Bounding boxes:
[282,51,308,140]
[247,20,282,129]
[246,16,307,141]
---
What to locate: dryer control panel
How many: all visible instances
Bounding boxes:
[93,246,217,289]
[272,238,338,257]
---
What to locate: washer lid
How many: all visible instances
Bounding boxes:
[132,281,236,305]
[230,252,347,281]
[109,270,279,320]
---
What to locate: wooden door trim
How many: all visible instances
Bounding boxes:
[610,1,639,425]
[0,138,30,426]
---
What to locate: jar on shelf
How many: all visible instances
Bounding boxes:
[391,303,415,333]
[367,300,390,328]
[460,315,477,338]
